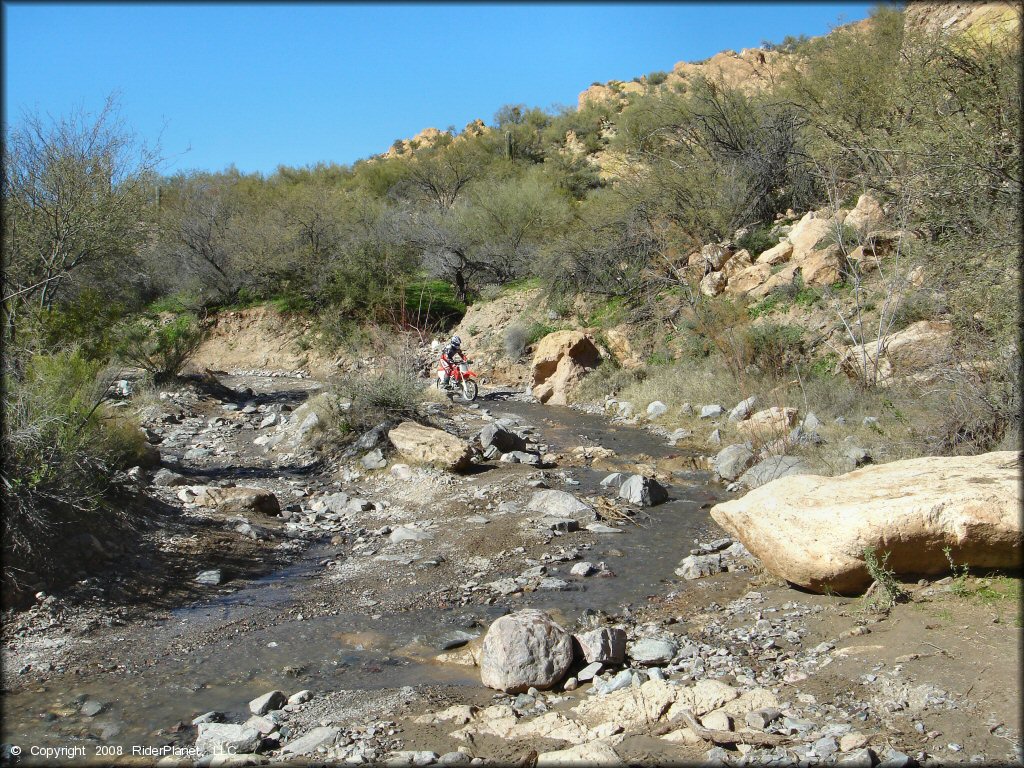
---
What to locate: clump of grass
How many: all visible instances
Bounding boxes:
[863,546,907,611]
[943,546,972,597]
[504,324,530,359]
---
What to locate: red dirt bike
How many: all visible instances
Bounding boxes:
[436,359,479,402]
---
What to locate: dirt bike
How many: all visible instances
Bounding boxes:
[437,359,478,402]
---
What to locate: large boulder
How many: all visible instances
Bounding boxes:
[735,407,799,442]
[836,320,953,387]
[527,490,593,519]
[801,244,843,286]
[618,474,668,507]
[699,270,727,297]
[711,451,1023,594]
[756,240,793,265]
[700,243,734,271]
[725,263,772,296]
[479,610,574,693]
[194,487,281,516]
[478,423,526,454]
[845,193,885,235]
[388,422,474,471]
[788,211,838,259]
[531,331,602,406]
[195,723,261,756]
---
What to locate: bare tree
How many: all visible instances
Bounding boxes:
[2,94,161,339]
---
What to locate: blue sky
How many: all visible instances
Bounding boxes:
[3,2,877,175]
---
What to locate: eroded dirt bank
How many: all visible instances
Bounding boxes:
[1,373,1020,767]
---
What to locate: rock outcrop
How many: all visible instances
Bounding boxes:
[711,451,1022,594]
[480,610,574,693]
[836,320,953,387]
[388,422,474,472]
[531,331,601,406]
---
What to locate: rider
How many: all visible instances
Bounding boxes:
[440,335,469,386]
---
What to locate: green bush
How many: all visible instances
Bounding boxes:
[647,71,669,86]
[526,321,557,346]
[115,313,206,383]
[737,225,778,257]
[2,348,145,596]
[745,322,806,377]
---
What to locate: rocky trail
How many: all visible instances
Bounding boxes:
[1,372,1020,767]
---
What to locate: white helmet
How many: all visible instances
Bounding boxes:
[451,335,462,348]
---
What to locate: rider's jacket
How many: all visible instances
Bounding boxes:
[441,343,466,367]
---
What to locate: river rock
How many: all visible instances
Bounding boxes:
[711,450,1023,594]
[727,396,758,422]
[600,473,627,488]
[574,627,626,664]
[195,487,281,516]
[500,451,542,466]
[618,475,668,507]
[675,554,724,580]
[153,468,188,487]
[713,444,755,481]
[531,331,602,406]
[527,490,593,519]
[390,526,433,544]
[739,455,813,489]
[479,423,526,453]
[628,638,677,666]
[480,610,574,693]
[281,726,341,756]
[195,569,223,586]
[249,690,286,715]
[388,422,474,472]
[390,463,414,481]
[195,723,261,756]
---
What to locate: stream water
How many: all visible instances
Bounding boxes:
[1,389,725,759]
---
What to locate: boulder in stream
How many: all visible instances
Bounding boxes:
[480,610,574,693]
[388,422,475,472]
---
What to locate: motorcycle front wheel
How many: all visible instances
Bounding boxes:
[459,380,478,402]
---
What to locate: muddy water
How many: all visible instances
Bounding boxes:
[1,390,725,759]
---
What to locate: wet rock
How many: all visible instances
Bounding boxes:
[280,726,340,756]
[569,561,596,577]
[544,518,580,533]
[195,569,223,586]
[388,422,475,472]
[195,723,261,757]
[700,404,725,419]
[728,396,758,422]
[574,627,627,664]
[577,662,603,682]
[248,690,286,715]
[738,455,813,489]
[586,523,622,534]
[527,490,593,519]
[192,711,224,726]
[628,638,677,666]
[80,699,105,717]
[618,475,668,507]
[675,554,724,580]
[480,609,574,693]
[361,449,387,470]
[713,444,755,481]
[479,424,526,454]
[287,690,312,705]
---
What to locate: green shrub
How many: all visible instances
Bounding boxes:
[745,322,806,378]
[749,294,782,319]
[571,359,647,403]
[647,71,669,86]
[737,225,778,257]
[526,321,558,346]
[114,313,206,383]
